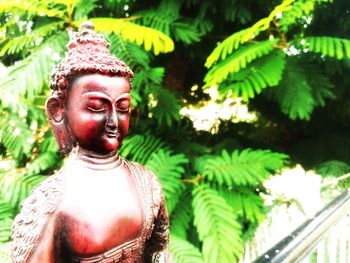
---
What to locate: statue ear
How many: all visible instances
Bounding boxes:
[45,96,73,155]
[46,96,64,123]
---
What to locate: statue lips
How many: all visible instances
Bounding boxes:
[105,129,120,138]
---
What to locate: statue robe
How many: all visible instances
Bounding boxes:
[11,157,171,263]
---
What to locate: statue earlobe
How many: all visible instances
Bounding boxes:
[45,95,73,155]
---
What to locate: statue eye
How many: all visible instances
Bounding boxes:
[116,100,130,112]
[87,100,105,112]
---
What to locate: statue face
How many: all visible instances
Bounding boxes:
[65,74,131,154]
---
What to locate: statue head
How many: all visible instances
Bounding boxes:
[46,22,134,155]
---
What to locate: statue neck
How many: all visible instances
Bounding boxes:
[69,146,123,170]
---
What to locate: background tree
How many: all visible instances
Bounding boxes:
[0,0,349,262]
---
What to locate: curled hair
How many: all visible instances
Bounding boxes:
[50,22,134,98]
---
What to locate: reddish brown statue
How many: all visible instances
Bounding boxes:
[11,22,171,263]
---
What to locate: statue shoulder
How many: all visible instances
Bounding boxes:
[11,172,64,263]
[123,159,163,204]
[125,160,162,186]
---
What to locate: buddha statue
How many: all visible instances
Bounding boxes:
[11,22,171,263]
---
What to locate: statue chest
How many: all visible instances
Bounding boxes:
[55,168,145,257]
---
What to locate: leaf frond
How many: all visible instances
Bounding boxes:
[0,32,68,108]
[146,149,188,214]
[0,21,65,56]
[170,190,193,237]
[169,236,204,263]
[119,134,168,165]
[192,185,243,262]
[266,58,316,120]
[218,188,265,224]
[219,50,286,100]
[0,168,45,210]
[195,149,288,187]
[149,87,181,127]
[303,36,350,60]
[0,113,34,161]
[205,0,295,67]
[0,0,66,18]
[0,218,12,243]
[87,18,174,55]
[204,40,278,85]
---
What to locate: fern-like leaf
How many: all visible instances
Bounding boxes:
[304,36,350,60]
[192,185,243,262]
[267,58,316,120]
[119,134,168,165]
[170,190,193,237]
[149,87,181,127]
[169,236,204,263]
[0,168,45,210]
[146,149,188,213]
[0,218,13,243]
[304,63,335,107]
[0,21,65,56]
[27,152,58,175]
[279,0,333,32]
[0,0,66,18]
[204,40,278,86]
[108,34,151,69]
[0,32,68,108]
[316,160,350,177]
[137,8,201,44]
[218,188,265,224]
[0,113,34,161]
[205,0,295,67]
[195,149,288,187]
[73,0,97,20]
[219,50,286,100]
[87,18,174,55]
[0,198,14,221]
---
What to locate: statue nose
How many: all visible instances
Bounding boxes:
[106,109,118,129]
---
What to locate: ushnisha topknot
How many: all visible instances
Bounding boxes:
[50,21,134,95]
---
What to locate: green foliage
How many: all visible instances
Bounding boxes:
[305,63,335,107]
[119,134,168,165]
[0,0,66,18]
[278,0,334,31]
[192,185,243,262]
[271,59,315,120]
[0,218,12,242]
[108,34,151,69]
[195,149,288,186]
[316,160,350,177]
[169,236,204,263]
[149,87,181,127]
[0,21,65,56]
[170,191,193,237]
[204,40,278,85]
[219,51,286,100]
[204,0,296,67]
[0,113,34,161]
[304,36,350,59]
[88,18,174,55]
[137,8,201,44]
[146,149,188,214]
[0,168,45,209]
[219,188,265,224]
[27,152,58,175]
[0,32,67,108]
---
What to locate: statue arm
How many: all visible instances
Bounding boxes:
[145,176,172,263]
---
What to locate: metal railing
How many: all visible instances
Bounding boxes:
[253,189,350,263]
